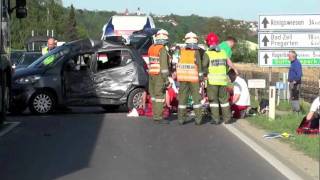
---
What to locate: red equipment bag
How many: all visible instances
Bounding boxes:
[296,116,319,134]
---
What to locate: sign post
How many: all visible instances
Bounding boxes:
[258,14,320,118]
[259,15,320,31]
[269,86,276,120]
[248,79,266,101]
[258,32,320,49]
[258,14,320,67]
[258,50,320,67]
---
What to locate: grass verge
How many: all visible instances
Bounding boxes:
[246,114,319,160]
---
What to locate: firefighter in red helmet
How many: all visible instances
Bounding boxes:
[202,32,234,124]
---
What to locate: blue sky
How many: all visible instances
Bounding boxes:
[63,0,319,21]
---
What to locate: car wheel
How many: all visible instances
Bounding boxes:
[127,88,144,110]
[29,91,56,114]
[102,105,120,112]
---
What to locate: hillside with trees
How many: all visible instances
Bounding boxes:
[10,0,258,62]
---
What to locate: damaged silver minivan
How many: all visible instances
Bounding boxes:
[10,39,148,114]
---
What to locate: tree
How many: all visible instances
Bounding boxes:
[65,5,78,41]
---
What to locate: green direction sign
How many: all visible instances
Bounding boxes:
[259,50,320,67]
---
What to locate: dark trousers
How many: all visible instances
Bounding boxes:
[289,82,301,112]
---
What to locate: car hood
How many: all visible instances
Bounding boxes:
[13,67,45,80]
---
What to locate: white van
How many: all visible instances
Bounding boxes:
[101,15,156,42]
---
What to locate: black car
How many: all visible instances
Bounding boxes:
[14,52,42,69]
[10,39,148,114]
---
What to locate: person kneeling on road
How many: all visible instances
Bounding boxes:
[227,69,250,119]
[306,96,320,129]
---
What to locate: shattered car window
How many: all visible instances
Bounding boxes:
[28,47,70,68]
[97,50,132,71]
[97,50,122,71]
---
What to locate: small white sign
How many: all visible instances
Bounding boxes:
[259,14,320,31]
[259,32,320,49]
[248,79,266,89]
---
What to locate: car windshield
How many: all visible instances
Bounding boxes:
[19,53,42,66]
[11,51,24,64]
[129,35,147,49]
[28,46,70,68]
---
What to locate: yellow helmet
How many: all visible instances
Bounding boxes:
[154,29,169,44]
[185,32,198,44]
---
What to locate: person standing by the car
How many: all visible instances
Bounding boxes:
[288,50,303,112]
[219,36,238,75]
[176,32,204,125]
[148,29,170,124]
[42,38,57,55]
[202,32,232,124]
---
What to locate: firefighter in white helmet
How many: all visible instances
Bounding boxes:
[176,32,204,125]
[148,29,170,124]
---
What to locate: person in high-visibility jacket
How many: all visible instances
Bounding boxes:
[148,29,170,124]
[202,32,233,124]
[177,32,204,125]
[42,38,56,55]
[42,38,57,66]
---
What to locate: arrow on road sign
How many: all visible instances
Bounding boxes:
[264,54,269,65]
[262,18,269,28]
[262,36,269,47]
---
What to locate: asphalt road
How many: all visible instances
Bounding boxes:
[0,107,287,180]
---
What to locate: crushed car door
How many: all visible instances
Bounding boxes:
[63,54,96,102]
[94,50,135,99]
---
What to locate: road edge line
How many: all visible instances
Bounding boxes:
[223,123,303,180]
[0,122,20,137]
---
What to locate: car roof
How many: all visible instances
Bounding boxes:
[63,38,135,53]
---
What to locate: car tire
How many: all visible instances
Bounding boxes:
[102,105,120,112]
[127,88,144,110]
[29,91,56,114]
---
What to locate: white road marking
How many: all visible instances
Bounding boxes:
[0,122,20,137]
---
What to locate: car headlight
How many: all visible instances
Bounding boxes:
[15,75,41,84]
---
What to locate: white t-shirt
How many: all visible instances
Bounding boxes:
[310,97,320,113]
[168,77,179,94]
[233,76,251,106]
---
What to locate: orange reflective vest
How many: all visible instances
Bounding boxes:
[176,49,199,82]
[148,44,163,76]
